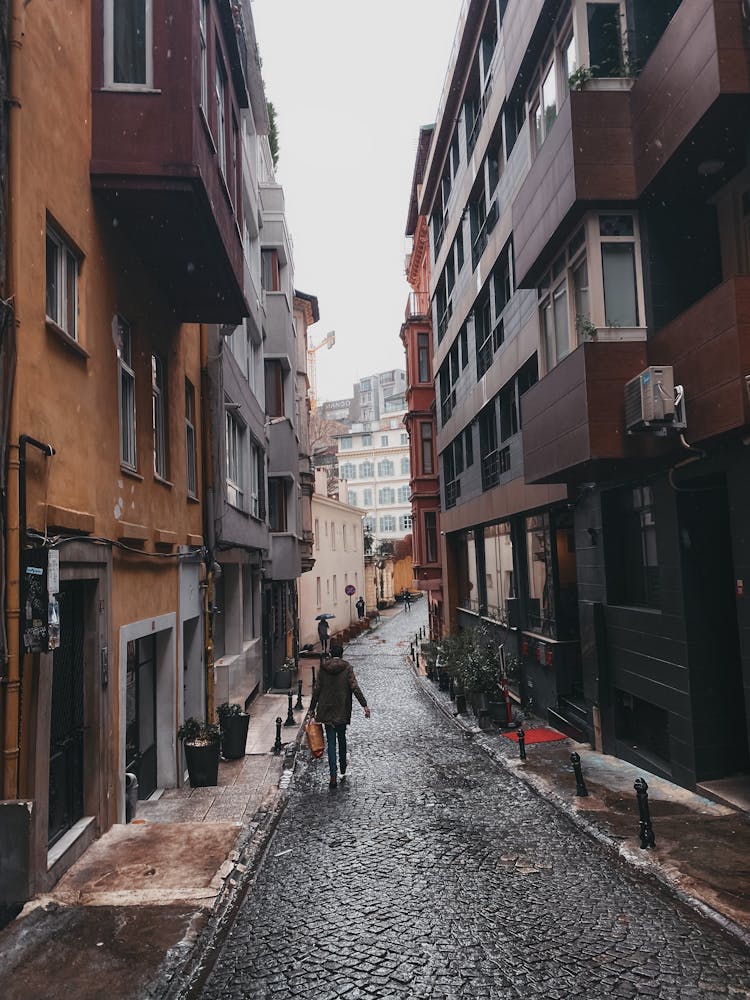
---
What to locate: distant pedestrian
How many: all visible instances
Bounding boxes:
[402,588,411,612]
[317,617,330,655]
[355,596,365,620]
[310,642,370,788]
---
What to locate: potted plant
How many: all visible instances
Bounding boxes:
[217,701,250,760]
[177,717,221,787]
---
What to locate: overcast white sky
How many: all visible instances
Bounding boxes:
[251,0,464,403]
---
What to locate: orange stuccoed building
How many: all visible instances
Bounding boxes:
[0,1,250,907]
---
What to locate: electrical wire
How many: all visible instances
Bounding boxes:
[26,530,206,560]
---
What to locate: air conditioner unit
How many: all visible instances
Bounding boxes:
[624,366,681,433]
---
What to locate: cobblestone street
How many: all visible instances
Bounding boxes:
[199,607,750,999]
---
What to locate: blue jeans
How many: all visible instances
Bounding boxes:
[324,723,347,777]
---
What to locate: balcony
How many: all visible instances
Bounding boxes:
[90,1,249,323]
[631,0,750,193]
[264,292,294,360]
[267,419,297,478]
[649,276,750,442]
[405,292,431,321]
[521,342,650,485]
[513,90,635,287]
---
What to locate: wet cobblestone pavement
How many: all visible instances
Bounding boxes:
[200,607,750,999]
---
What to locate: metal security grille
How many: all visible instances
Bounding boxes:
[48,582,85,848]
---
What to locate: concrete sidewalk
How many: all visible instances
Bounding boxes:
[416,655,750,948]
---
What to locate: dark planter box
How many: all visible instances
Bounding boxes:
[220,713,250,760]
[185,741,220,787]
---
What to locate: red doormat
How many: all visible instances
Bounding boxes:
[502,727,566,745]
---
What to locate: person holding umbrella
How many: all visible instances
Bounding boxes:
[316,613,332,655]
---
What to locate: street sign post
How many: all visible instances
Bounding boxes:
[345,584,356,624]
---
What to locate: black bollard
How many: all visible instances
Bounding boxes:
[294,678,303,711]
[311,664,316,687]
[571,752,588,797]
[634,777,656,849]
[517,728,527,760]
[410,642,414,660]
[273,717,283,754]
[284,689,296,727]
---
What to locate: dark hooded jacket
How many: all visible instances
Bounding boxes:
[310,656,367,726]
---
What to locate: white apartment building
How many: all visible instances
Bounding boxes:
[338,413,412,547]
[298,472,366,647]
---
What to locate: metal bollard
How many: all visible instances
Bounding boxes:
[311,665,316,687]
[294,678,303,711]
[571,752,588,797]
[284,689,296,726]
[273,717,283,754]
[634,777,656,849]
[410,643,414,660]
[517,728,527,760]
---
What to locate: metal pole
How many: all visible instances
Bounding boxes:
[634,777,656,848]
[571,752,588,796]
[273,717,283,754]
[294,678,303,711]
[517,728,527,760]
[284,689,295,726]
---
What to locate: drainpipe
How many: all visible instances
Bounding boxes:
[200,325,216,723]
[2,0,25,800]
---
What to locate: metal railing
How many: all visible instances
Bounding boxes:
[481,446,510,490]
[445,479,461,509]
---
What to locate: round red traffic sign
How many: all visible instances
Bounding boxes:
[344,584,356,596]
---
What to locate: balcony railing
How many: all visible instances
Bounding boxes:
[406,292,431,320]
[437,301,453,342]
[467,80,493,157]
[481,446,510,490]
[471,200,498,270]
[440,387,457,426]
[445,479,461,509]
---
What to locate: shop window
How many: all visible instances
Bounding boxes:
[525,513,555,635]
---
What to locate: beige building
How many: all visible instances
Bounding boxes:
[298,472,365,648]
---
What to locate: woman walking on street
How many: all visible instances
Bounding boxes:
[310,643,370,788]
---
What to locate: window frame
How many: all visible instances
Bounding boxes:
[185,378,197,497]
[225,408,245,510]
[118,316,137,471]
[151,353,168,480]
[103,0,154,91]
[45,224,79,341]
[215,49,228,178]
[199,0,208,110]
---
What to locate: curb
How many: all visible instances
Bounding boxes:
[413,660,750,951]
[152,723,308,1000]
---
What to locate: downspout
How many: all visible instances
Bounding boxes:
[200,324,216,723]
[2,0,25,799]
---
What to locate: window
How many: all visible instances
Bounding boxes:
[152,354,167,478]
[378,488,395,505]
[397,486,410,503]
[118,317,136,470]
[333,575,338,603]
[105,0,152,88]
[380,515,396,532]
[425,512,438,563]
[587,3,625,78]
[600,215,638,327]
[381,435,389,447]
[361,434,372,446]
[268,479,287,532]
[340,462,356,480]
[316,577,321,608]
[420,423,434,475]
[525,513,556,635]
[363,488,373,506]
[264,360,284,418]
[606,484,659,607]
[417,333,431,383]
[45,225,79,339]
[248,441,263,518]
[464,427,474,467]
[348,490,357,506]
[399,515,413,531]
[199,0,208,109]
[377,460,394,477]
[340,436,353,450]
[539,229,586,372]
[400,457,410,476]
[400,433,409,446]
[330,522,336,550]
[215,54,227,177]
[359,461,374,479]
[225,410,244,508]
[343,525,349,550]
[185,379,197,497]
[364,516,375,533]
[261,250,281,291]
[315,518,320,550]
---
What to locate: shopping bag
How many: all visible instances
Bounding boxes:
[306,720,325,758]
